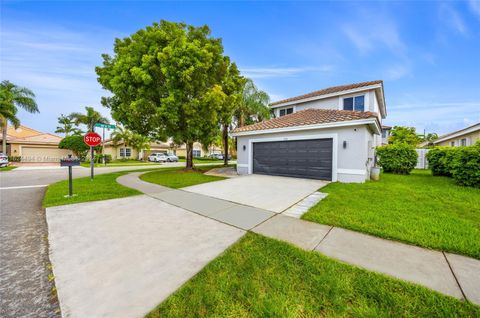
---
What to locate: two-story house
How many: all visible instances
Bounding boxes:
[231,80,387,183]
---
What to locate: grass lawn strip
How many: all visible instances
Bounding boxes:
[302,170,480,259]
[140,166,226,189]
[148,233,479,317]
[43,165,225,207]
[0,166,17,171]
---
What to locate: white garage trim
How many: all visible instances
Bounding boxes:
[337,168,366,175]
[237,163,249,168]
[247,133,338,182]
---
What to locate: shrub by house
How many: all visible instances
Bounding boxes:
[376,144,417,174]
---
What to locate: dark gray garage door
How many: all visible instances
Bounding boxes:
[253,138,333,180]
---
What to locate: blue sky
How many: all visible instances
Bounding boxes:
[1,1,480,136]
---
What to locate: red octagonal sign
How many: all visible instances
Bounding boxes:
[84,132,102,147]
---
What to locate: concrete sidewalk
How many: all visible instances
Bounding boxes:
[119,172,480,305]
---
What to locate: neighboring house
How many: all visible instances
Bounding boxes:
[381,125,392,145]
[0,125,70,162]
[432,123,480,147]
[231,80,386,183]
[102,139,210,160]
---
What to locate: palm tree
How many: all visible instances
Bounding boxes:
[0,80,39,153]
[130,133,151,160]
[55,114,81,136]
[110,126,132,159]
[235,79,270,127]
[69,106,109,132]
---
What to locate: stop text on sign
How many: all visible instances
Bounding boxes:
[84,132,102,147]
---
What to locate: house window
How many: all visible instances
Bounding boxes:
[460,138,467,146]
[192,150,201,158]
[120,148,131,157]
[279,107,294,117]
[343,95,365,112]
[382,130,387,138]
[450,141,455,147]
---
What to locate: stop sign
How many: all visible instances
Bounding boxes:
[84,132,102,147]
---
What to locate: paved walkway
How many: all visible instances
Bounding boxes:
[47,196,244,318]
[119,172,480,306]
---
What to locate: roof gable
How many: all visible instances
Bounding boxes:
[232,108,380,135]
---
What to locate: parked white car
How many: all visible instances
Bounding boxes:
[165,154,179,162]
[0,153,8,167]
[148,153,168,162]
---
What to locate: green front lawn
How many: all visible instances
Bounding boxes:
[140,166,225,189]
[43,170,147,207]
[303,170,480,259]
[0,166,17,171]
[148,233,479,317]
[80,160,162,168]
[178,158,223,164]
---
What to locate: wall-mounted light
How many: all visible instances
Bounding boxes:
[243,145,246,151]
[343,141,347,149]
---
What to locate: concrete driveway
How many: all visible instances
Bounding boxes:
[46,195,244,318]
[182,174,328,213]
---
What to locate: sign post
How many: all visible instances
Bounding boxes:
[84,131,102,180]
[94,123,116,166]
[60,155,80,197]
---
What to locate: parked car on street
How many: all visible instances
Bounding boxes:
[148,153,168,162]
[209,153,231,160]
[0,153,9,167]
[165,154,179,162]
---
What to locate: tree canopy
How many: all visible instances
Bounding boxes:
[55,114,82,136]
[389,126,422,146]
[96,20,237,168]
[69,106,109,132]
[58,135,91,158]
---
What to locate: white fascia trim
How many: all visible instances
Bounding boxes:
[247,133,338,182]
[337,168,366,175]
[231,118,381,137]
[433,125,480,144]
[270,84,382,109]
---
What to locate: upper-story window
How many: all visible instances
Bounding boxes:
[279,107,294,117]
[460,138,467,146]
[343,95,365,112]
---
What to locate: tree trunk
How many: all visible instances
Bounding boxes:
[223,124,229,166]
[185,141,194,170]
[2,121,7,155]
[239,114,245,127]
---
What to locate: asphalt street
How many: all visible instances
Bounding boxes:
[0,165,175,318]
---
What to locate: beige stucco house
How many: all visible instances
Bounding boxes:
[102,139,213,160]
[0,125,70,162]
[432,123,480,147]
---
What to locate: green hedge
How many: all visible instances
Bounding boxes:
[426,147,454,176]
[94,154,112,163]
[426,144,480,188]
[376,144,417,174]
[8,156,21,162]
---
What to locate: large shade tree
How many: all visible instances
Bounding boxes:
[389,126,422,146]
[0,80,39,153]
[96,20,231,169]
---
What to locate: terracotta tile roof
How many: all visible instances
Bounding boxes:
[233,108,379,133]
[270,80,383,106]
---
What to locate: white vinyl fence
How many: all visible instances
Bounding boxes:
[415,148,430,169]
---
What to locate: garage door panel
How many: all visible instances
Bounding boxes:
[253,139,333,180]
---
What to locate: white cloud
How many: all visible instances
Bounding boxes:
[468,0,480,19]
[439,4,468,35]
[386,102,480,134]
[0,21,116,134]
[342,11,406,56]
[385,64,411,80]
[240,65,334,79]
